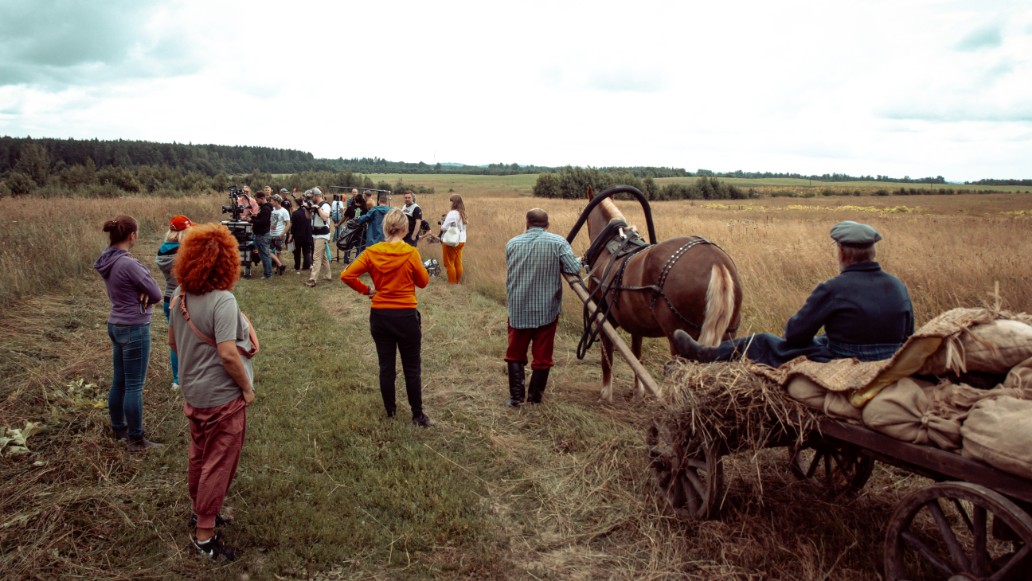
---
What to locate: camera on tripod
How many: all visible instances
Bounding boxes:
[221,186,247,221]
[219,186,256,277]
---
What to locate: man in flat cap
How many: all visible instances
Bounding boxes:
[673,220,914,367]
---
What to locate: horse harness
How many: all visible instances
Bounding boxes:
[582,220,732,341]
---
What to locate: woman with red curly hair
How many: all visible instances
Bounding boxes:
[169,223,256,560]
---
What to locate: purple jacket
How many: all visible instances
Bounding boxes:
[94,246,163,325]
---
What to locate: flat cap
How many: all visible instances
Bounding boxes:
[279,188,289,194]
[830,221,882,246]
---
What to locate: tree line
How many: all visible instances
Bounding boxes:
[0,140,434,199]
[532,167,748,201]
[1,136,1026,199]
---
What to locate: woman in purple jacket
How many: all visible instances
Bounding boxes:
[94,215,163,452]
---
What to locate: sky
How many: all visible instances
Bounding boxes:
[0,0,1030,182]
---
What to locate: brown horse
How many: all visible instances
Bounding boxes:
[581,188,742,400]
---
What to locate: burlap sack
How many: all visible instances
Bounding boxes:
[1004,356,1032,389]
[961,396,1032,480]
[919,318,1032,376]
[862,377,965,450]
[786,376,863,421]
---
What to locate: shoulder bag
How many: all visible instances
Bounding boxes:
[441,224,461,247]
[171,294,260,358]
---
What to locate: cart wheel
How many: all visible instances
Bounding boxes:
[646,418,724,519]
[885,481,1032,580]
[788,438,874,499]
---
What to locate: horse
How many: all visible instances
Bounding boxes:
[578,186,742,401]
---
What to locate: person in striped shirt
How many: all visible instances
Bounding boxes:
[504,208,582,406]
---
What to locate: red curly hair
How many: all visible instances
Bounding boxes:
[174,223,240,294]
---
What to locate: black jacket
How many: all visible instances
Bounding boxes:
[784,261,914,348]
[290,207,313,241]
[252,203,273,236]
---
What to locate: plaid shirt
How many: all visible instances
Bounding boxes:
[506,228,583,329]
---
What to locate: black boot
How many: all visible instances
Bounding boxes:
[527,368,550,404]
[672,330,719,363]
[506,361,526,407]
[126,433,163,453]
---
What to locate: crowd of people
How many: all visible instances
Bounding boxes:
[96,184,912,561]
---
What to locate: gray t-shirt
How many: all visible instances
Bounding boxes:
[170,288,254,409]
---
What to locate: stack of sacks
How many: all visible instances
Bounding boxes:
[769,308,1032,480]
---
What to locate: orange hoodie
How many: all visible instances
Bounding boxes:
[341,241,429,309]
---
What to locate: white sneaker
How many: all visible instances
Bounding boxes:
[171,382,180,391]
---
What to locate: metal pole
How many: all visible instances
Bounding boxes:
[562,273,662,398]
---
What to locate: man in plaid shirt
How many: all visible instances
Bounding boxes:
[504,209,583,406]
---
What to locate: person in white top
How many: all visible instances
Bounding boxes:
[306,188,334,287]
[269,195,291,275]
[439,193,468,284]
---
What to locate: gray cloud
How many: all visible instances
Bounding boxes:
[0,0,199,88]
[954,23,1003,51]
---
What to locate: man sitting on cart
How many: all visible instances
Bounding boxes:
[673,220,914,367]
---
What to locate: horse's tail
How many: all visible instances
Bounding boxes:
[698,264,735,347]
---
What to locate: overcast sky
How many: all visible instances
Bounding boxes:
[1,0,1029,182]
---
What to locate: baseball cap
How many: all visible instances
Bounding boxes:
[169,215,193,232]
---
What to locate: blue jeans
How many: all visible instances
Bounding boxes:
[255,233,273,277]
[108,323,151,437]
[162,299,178,384]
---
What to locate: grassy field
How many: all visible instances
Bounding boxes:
[1,180,1031,579]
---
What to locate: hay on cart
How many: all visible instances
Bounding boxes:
[657,359,821,455]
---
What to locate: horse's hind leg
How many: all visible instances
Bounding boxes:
[631,334,645,398]
[600,334,614,402]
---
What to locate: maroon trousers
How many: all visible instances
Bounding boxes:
[505,318,559,370]
[184,396,247,529]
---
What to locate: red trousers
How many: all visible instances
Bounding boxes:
[185,396,247,529]
[505,318,559,370]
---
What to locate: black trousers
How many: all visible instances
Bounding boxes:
[293,238,313,271]
[369,309,423,418]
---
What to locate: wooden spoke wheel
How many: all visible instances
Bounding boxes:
[646,418,724,519]
[885,482,1032,580]
[788,437,874,499]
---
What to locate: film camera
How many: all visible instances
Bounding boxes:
[220,186,256,278]
[221,186,249,221]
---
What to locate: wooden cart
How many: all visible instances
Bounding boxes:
[647,414,1032,580]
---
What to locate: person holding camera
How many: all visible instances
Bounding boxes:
[306,188,334,287]
[236,186,259,221]
[95,215,164,452]
[341,209,432,427]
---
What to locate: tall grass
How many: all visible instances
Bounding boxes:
[1,189,1031,579]
[0,195,222,308]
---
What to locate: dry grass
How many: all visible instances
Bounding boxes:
[1,186,1031,579]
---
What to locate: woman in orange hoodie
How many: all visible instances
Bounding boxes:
[341,209,432,427]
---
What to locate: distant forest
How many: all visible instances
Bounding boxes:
[0,136,1029,198]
